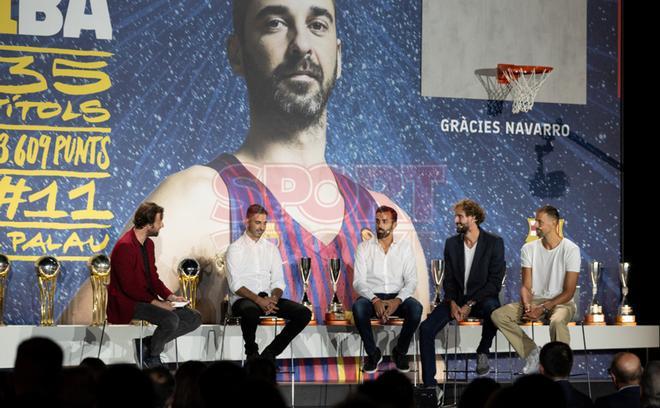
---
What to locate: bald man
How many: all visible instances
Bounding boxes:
[595,352,642,408]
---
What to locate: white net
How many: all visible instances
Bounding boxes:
[501,67,552,113]
[475,68,512,116]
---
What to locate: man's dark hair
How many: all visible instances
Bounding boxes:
[172,360,206,408]
[246,203,268,219]
[376,205,398,223]
[356,370,413,408]
[512,374,566,408]
[13,337,63,398]
[539,341,573,379]
[537,205,560,222]
[133,202,164,228]
[233,0,337,42]
[454,199,486,225]
[459,377,501,408]
[642,360,660,407]
[97,364,156,408]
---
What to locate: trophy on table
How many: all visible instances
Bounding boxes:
[0,254,10,326]
[615,262,636,326]
[584,260,606,325]
[178,258,200,309]
[299,257,316,324]
[325,258,346,324]
[35,256,61,326]
[89,254,111,326]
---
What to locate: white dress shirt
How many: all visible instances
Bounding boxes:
[353,238,417,301]
[226,233,286,305]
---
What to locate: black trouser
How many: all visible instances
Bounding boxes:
[232,298,312,357]
[419,296,500,386]
[133,302,202,356]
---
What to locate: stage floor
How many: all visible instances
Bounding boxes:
[0,324,656,368]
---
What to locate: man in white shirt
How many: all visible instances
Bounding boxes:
[352,206,423,374]
[492,205,581,374]
[226,204,312,363]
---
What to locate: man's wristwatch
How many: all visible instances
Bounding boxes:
[541,303,550,313]
[466,300,476,308]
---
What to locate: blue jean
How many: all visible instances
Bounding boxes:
[352,294,423,357]
[419,297,500,387]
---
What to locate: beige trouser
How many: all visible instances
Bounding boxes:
[491,298,576,358]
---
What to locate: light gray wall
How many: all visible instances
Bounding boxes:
[422,0,587,104]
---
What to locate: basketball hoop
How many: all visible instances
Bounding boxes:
[475,68,512,116]
[497,64,553,113]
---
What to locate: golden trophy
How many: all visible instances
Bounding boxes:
[0,254,10,326]
[178,258,200,309]
[584,260,606,325]
[431,259,445,311]
[89,254,111,326]
[325,258,347,324]
[35,256,61,326]
[615,262,636,326]
[299,257,316,325]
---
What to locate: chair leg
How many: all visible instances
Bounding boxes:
[139,320,144,369]
[412,332,418,386]
[453,322,458,406]
[291,340,295,408]
[220,317,229,360]
[97,319,107,359]
[442,324,449,405]
[358,339,364,384]
[175,338,179,369]
[508,341,514,382]
[581,322,592,398]
[494,334,498,382]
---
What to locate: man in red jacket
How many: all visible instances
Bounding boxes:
[107,202,201,367]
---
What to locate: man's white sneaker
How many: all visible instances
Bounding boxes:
[522,347,540,374]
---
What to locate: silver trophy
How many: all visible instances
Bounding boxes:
[326,258,345,321]
[0,254,10,326]
[584,260,605,324]
[299,257,315,321]
[616,262,636,325]
[89,254,111,326]
[431,259,445,310]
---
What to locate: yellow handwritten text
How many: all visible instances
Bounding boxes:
[7,231,110,253]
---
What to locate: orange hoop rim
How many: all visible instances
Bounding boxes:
[497,63,554,84]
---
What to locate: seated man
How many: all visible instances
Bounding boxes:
[492,205,580,374]
[419,199,505,386]
[540,341,594,408]
[226,204,312,363]
[352,206,423,373]
[107,202,202,368]
[595,352,642,408]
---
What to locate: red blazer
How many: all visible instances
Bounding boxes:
[107,229,173,323]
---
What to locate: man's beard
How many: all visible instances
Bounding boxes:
[536,229,545,238]
[456,223,468,234]
[244,52,337,131]
[376,228,392,240]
